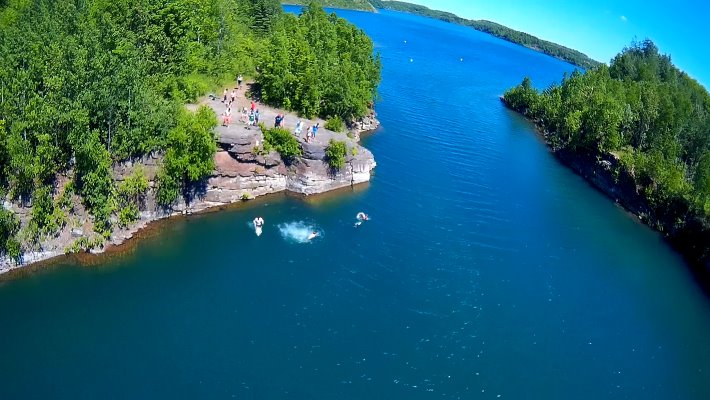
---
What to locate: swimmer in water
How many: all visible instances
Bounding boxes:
[355,212,369,227]
[308,231,319,240]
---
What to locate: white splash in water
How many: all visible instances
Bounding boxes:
[278,221,321,243]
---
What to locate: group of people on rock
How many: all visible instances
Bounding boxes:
[219,76,323,141]
[294,120,319,142]
[221,87,262,127]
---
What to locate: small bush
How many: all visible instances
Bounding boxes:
[351,146,359,156]
[118,204,140,228]
[65,236,104,254]
[178,74,212,103]
[57,182,75,211]
[241,193,251,201]
[263,126,302,162]
[325,116,345,132]
[0,207,21,261]
[117,167,149,227]
[325,140,348,171]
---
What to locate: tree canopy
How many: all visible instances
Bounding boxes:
[503,39,710,224]
[0,0,381,259]
[258,3,381,121]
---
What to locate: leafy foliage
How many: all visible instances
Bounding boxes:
[258,3,381,121]
[503,39,710,222]
[156,107,217,206]
[324,116,345,132]
[74,131,115,237]
[244,0,283,34]
[262,126,303,162]
[29,185,65,240]
[0,0,378,260]
[116,167,149,227]
[64,236,105,254]
[284,0,375,11]
[325,139,347,170]
[0,207,21,260]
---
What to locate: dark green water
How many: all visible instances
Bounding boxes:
[1,8,710,399]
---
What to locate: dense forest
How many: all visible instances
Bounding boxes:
[283,0,600,69]
[0,0,380,261]
[284,0,374,11]
[259,6,381,120]
[504,40,710,252]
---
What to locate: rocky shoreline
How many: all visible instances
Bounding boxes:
[0,95,380,276]
[501,97,710,280]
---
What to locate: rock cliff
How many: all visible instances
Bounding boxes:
[0,110,379,275]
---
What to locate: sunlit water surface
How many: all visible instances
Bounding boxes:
[1,7,709,399]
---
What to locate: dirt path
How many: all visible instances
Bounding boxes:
[195,82,349,147]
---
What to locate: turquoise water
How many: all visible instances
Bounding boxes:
[2,8,710,399]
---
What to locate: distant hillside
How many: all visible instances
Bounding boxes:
[283,0,375,11]
[283,0,601,69]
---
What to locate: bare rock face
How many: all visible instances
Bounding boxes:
[301,142,327,160]
[0,111,379,274]
[285,143,376,195]
[113,153,160,181]
[350,111,381,137]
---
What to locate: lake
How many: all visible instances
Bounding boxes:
[1,7,709,399]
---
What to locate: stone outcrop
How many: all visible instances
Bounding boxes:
[0,111,380,275]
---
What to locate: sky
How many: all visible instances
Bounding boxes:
[406,0,709,87]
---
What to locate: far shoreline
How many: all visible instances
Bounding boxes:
[499,96,710,296]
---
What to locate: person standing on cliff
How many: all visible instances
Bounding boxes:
[223,88,228,103]
[255,109,260,125]
[312,123,319,139]
[237,74,243,88]
[222,106,231,126]
[230,89,236,105]
[295,120,303,136]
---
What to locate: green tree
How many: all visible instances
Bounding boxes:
[263,126,303,162]
[503,39,710,224]
[258,3,381,121]
[157,106,217,206]
[74,130,115,237]
[325,139,347,170]
[116,167,149,227]
[0,207,21,261]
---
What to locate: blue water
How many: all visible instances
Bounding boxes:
[1,8,710,399]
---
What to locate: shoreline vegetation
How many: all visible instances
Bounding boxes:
[282,0,600,69]
[502,40,710,274]
[0,0,382,274]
